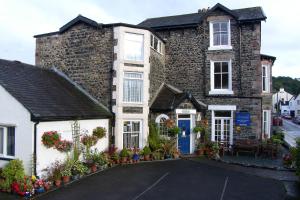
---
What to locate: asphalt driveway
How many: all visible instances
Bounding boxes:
[36,159,286,200]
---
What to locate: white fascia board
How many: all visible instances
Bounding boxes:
[208,105,236,111]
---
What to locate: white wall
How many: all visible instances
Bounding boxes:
[36,119,109,176]
[272,88,293,113]
[0,85,34,175]
[112,26,151,150]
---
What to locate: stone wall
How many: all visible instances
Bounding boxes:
[149,49,165,102]
[155,10,265,139]
[36,23,114,109]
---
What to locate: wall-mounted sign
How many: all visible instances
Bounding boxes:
[235,112,251,126]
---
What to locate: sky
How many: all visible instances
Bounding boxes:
[0,0,299,78]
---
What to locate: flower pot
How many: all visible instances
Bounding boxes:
[91,164,97,173]
[44,183,51,191]
[121,157,127,163]
[62,176,70,184]
[144,155,150,161]
[55,179,62,187]
[173,154,180,159]
[196,149,204,156]
[35,187,45,193]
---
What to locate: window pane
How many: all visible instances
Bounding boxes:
[213,23,220,32]
[214,74,222,89]
[222,62,228,72]
[132,121,140,132]
[150,35,154,47]
[0,128,3,154]
[7,127,15,156]
[154,38,158,51]
[221,22,228,32]
[123,73,143,102]
[213,33,220,46]
[124,33,144,61]
[221,33,228,45]
[262,78,266,91]
[215,111,231,117]
[214,62,221,73]
[222,74,229,89]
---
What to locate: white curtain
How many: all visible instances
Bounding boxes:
[123,72,143,102]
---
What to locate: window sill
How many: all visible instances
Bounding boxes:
[0,156,15,161]
[209,90,234,95]
[208,46,232,51]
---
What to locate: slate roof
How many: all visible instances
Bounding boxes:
[150,84,207,112]
[139,3,266,29]
[0,59,112,121]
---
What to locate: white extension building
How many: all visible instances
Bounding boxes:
[0,59,111,175]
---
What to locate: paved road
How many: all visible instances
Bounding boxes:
[36,160,286,200]
[282,119,300,147]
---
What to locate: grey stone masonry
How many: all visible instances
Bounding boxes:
[36,23,114,109]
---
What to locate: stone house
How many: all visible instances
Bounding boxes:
[34,3,275,154]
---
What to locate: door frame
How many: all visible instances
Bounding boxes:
[176,109,196,154]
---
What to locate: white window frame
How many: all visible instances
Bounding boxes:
[123,120,142,149]
[0,126,15,159]
[297,100,300,105]
[124,32,144,62]
[209,20,232,50]
[123,72,143,104]
[209,60,233,95]
[150,34,163,54]
[211,110,234,146]
[262,65,270,93]
[262,110,271,139]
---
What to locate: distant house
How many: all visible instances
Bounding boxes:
[272,88,293,114]
[0,59,112,175]
[289,95,300,117]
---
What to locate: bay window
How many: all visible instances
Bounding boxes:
[123,72,143,103]
[209,20,231,49]
[123,121,141,148]
[210,60,233,94]
[124,32,144,61]
[0,126,15,158]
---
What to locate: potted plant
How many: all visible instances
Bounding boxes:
[85,150,102,173]
[160,138,176,159]
[71,160,88,180]
[34,179,45,193]
[55,140,73,153]
[92,127,106,139]
[168,126,180,137]
[120,148,129,163]
[193,126,203,139]
[41,131,60,148]
[141,146,151,161]
[44,181,52,191]
[196,143,205,156]
[172,149,180,159]
[132,147,140,163]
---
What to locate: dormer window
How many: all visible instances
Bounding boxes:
[209,20,232,50]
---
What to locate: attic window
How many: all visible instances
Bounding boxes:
[209,20,232,50]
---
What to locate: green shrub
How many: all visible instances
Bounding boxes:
[120,148,129,158]
[92,127,106,139]
[295,138,300,177]
[0,159,25,191]
[148,122,160,151]
[168,126,180,137]
[141,146,151,156]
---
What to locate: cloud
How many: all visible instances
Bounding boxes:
[0,0,299,78]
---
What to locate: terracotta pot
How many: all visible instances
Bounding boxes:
[62,176,70,184]
[44,183,51,191]
[144,155,150,161]
[91,164,97,173]
[196,149,204,156]
[55,179,61,187]
[121,157,127,163]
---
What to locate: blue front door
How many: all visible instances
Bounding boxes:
[178,119,190,154]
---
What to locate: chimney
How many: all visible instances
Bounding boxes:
[198,7,210,13]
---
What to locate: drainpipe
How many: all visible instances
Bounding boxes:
[33,121,39,176]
